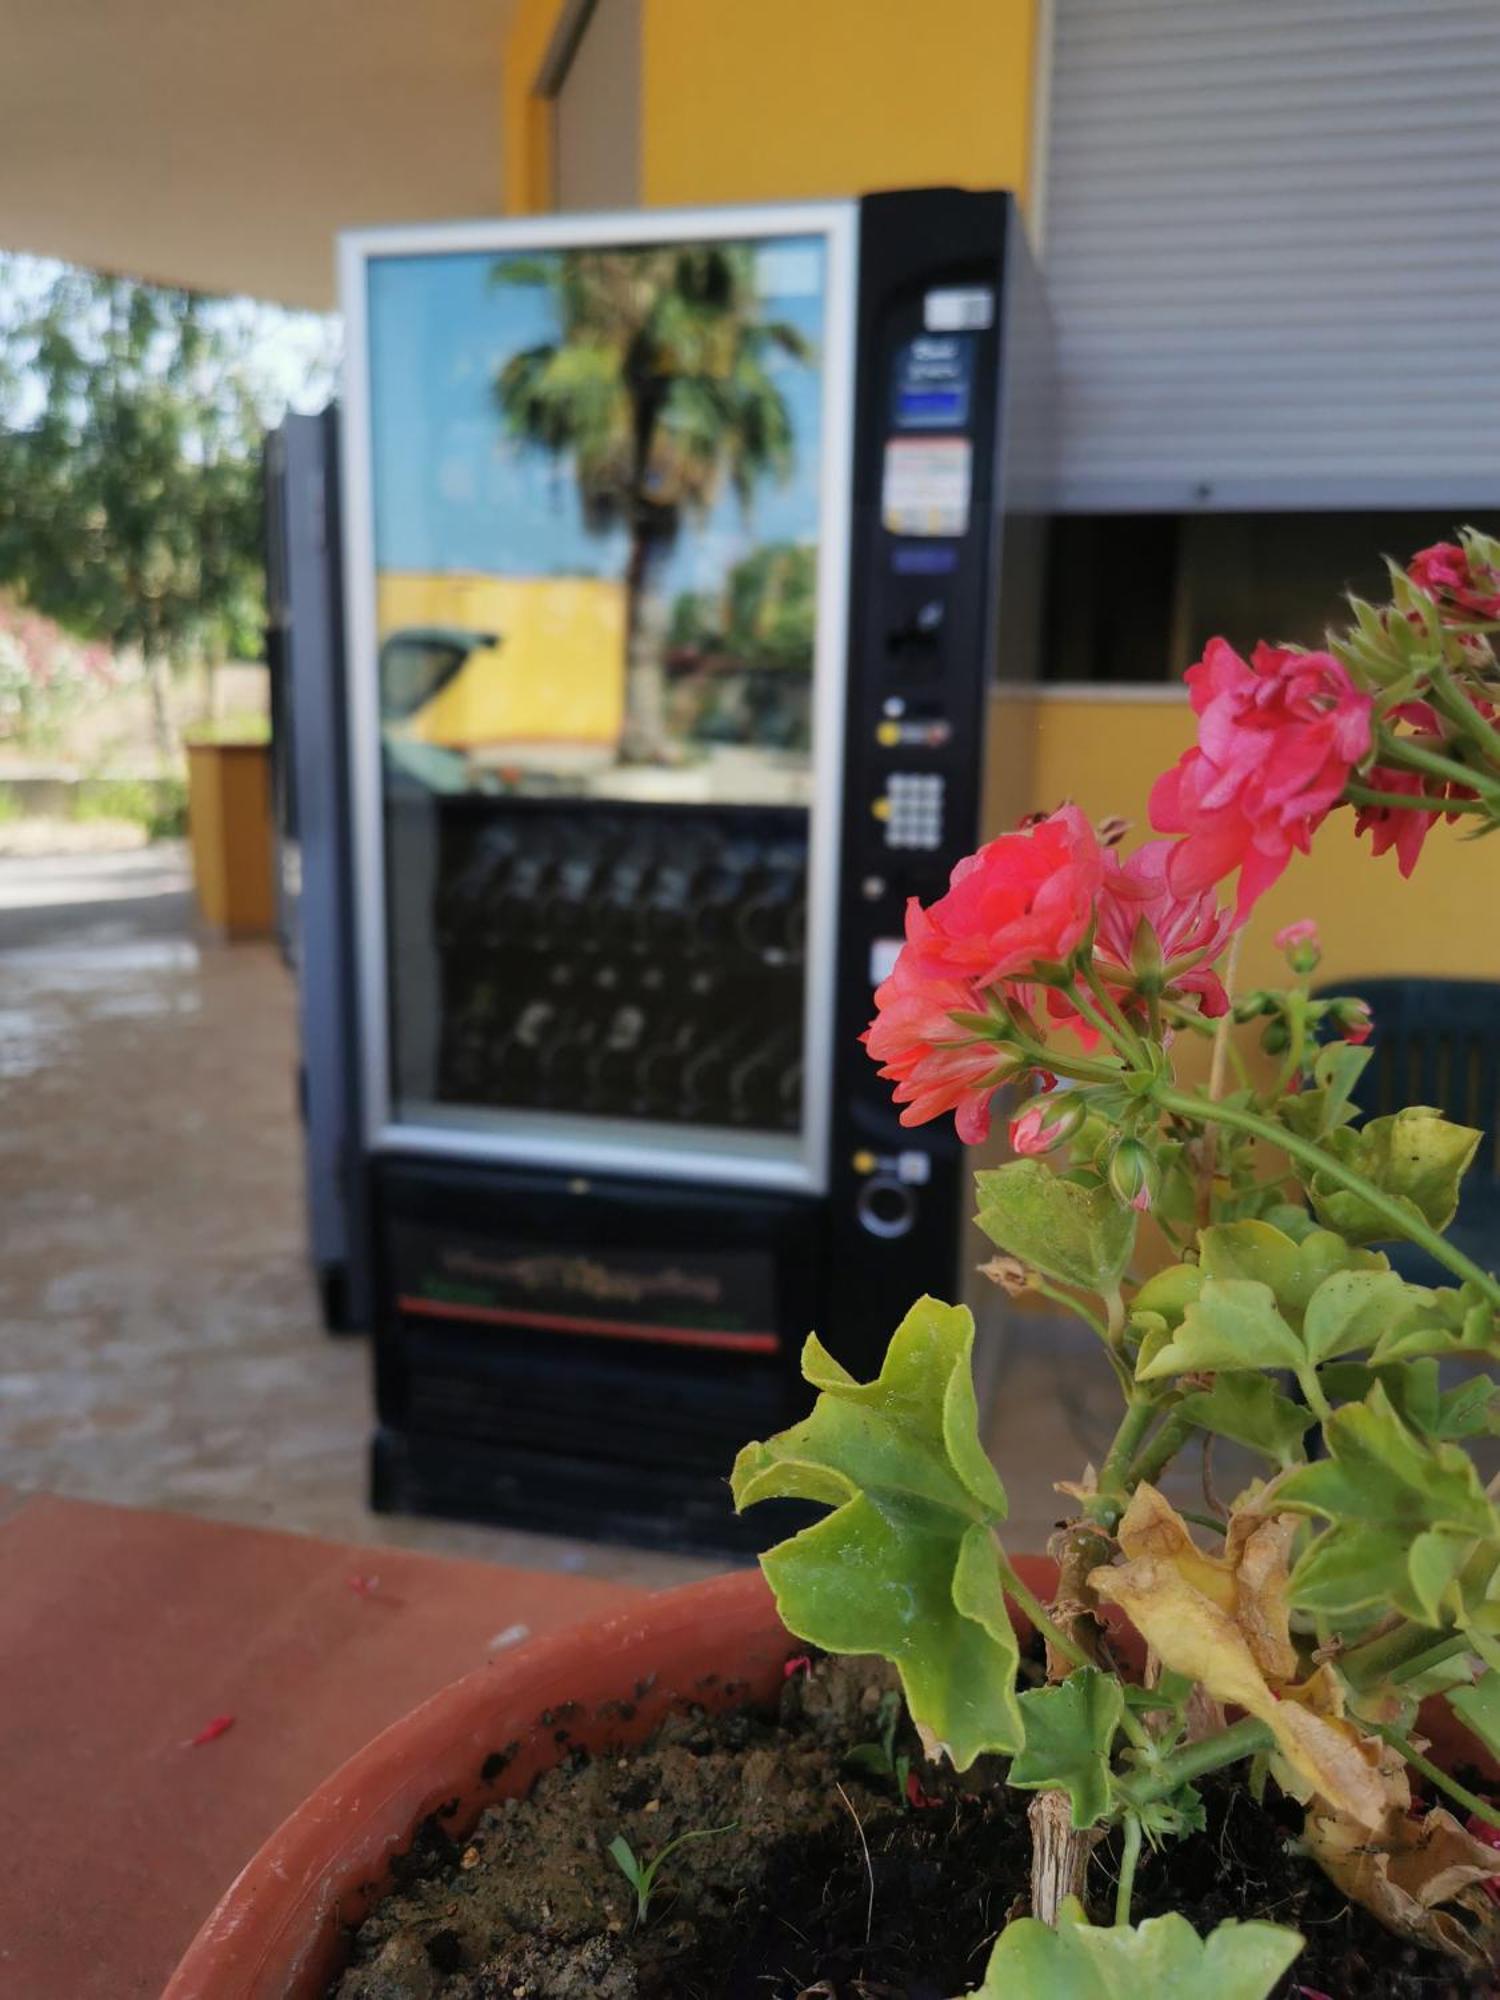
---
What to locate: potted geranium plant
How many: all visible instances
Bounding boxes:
[735,530,1500,1992]
[169,535,1500,1999]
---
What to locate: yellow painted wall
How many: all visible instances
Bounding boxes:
[378,572,626,748]
[504,0,1038,213]
[994,693,1498,992]
[502,0,561,215]
[640,0,1038,205]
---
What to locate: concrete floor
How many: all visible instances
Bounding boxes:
[0,845,1112,1583]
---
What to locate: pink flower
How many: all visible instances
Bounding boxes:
[1409,542,1500,621]
[1094,839,1238,1017]
[908,805,1104,989]
[1352,763,1440,877]
[1150,640,1374,918]
[1274,920,1319,951]
[863,928,1017,1144]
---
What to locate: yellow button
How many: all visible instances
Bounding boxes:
[852,1149,877,1175]
[876,720,900,747]
[872,797,892,821]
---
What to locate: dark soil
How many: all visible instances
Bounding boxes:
[330,1657,1493,2000]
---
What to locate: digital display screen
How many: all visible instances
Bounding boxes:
[359,232,833,1153]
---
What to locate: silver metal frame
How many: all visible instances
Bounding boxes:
[338,200,858,1195]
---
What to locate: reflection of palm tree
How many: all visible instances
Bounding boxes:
[493,247,812,761]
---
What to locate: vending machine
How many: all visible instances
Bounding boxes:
[322,187,1049,1550]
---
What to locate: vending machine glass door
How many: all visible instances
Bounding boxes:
[341,208,856,1194]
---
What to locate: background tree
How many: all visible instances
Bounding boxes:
[492,246,812,761]
[0,261,328,759]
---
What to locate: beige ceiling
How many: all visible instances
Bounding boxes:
[0,0,516,309]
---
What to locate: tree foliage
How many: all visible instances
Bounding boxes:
[0,259,323,745]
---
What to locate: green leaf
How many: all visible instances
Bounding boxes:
[1446,1672,1500,1762]
[1436,1375,1500,1440]
[1008,1669,1124,1828]
[969,1898,1303,1999]
[1306,1105,1482,1243]
[1319,1359,1441,1437]
[975,1160,1136,1294]
[1260,1201,1321,1242]
[1277,1042,1372,1140]
[1197,1219,1386,1324]
[731,1297,1022,1770]
[1129,1261,1202,1330]
[1135,1278,1304,1382]
[1173,1374,1311,1467]
[1281,1385,1500,1623]
[1372,1282,1499,1365]
[1301,1268,1433,1363]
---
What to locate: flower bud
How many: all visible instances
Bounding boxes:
[1009,1094,1086,1158]
[1107,1137,1160,1214]
[1274,919,1322,976]
[1127,915,1165,992]
[1328,997,1374,1046]
[1260,1018,1291,1055]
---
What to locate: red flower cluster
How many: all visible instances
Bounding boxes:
[864,808,1239,1142]
[1093,839,1236,1020]
[863,937,1020,1144]
[1409,542,1500,623]
[1352,698,1485,877]
[911,805,1104,984]
[1149,639,1373,918]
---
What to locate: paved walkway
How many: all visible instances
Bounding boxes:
[0,846,711,1589]
[0,843,1119,1579]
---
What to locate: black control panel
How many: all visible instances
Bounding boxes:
[822,188,1013,1369]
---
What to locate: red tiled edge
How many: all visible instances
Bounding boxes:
[0,1492,644,1999]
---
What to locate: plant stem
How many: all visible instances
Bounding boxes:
[1089,1399,1159,1517]
[1126,1413,1197,1491]
[1116,1716,1273,1809]
[1068,982,1142,1067]
[1345,780,1484,815]
[997,1554,1093,1674]
[1370,1719,1500,1832]
[1376,724,1500,800]
[1340,1620,1467,1691]
[1083,962,1152,1065]
[1029,1274,1111,1346]
[1152,1087,1500,1306]
[1420,655,1500,769]
[1114,1812,1143,1925]
[1388,1632,1475,1687]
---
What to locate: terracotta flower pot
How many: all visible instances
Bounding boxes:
[164,1551,1494,2000]
[164,1558,1059,2000]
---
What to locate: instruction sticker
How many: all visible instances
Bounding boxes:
[881,436,972,538]
[925,286,995,332]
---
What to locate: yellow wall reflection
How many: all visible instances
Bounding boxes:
[377,571,627,751]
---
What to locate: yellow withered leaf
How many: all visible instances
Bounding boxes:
[1305,1803,1500,1969]
[1090,1486,1386,1829]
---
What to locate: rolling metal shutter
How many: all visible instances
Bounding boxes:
[1042,0,1500,511]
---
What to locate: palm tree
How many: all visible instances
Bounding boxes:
[493,245,812,761]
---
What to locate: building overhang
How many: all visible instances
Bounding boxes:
[0,0,516,308]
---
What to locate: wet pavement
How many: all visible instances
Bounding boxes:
[0,845,715,1589]
[0,844,1101,1579]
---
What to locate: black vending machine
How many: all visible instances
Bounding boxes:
[285,188,1049,1551]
